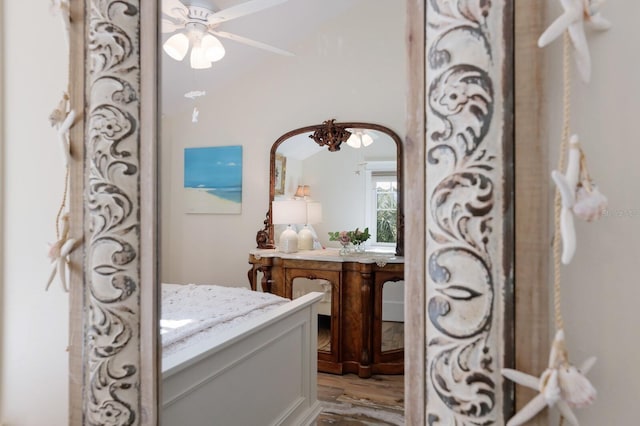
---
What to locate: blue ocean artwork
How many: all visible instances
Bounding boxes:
[184,146,243,212]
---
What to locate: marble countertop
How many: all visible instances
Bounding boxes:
[249,247,404,264]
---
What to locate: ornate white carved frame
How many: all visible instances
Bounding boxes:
[69,1,547,425]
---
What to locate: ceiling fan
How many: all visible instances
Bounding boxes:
[162,0,294,69]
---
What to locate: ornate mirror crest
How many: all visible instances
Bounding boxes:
[308,119,352,152]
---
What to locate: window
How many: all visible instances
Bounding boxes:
[365,162,397,251]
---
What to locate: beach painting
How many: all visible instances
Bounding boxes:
[184,145,242,214]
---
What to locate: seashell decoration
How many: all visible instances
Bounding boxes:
[552,136,582,264]
[557,364,597,408]
[573,184,607,222]
[585,0,608,21]
[46,213,77,292]
[501,330,597,426]
[552,135,609,263]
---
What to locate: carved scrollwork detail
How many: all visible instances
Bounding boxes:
[430,172,494,252]
[429,0,491,23]
[375,258,388,268]
[428,65,494,158]
[427,0,493,70]
[256,210,275,249]
[85,0,141,424]
[428,248,493,339]
[88,1,137,73]
[429,336,495,419]
[308,119,352,152]
[426,0,508,424]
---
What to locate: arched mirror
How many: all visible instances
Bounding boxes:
[257,119,404,256]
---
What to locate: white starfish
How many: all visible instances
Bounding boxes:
[49,93,76,166]
[57,109,76,166]
[502,330,597,426]
[538,0,611,82]
[46,213,77,292]
[551,135,581,265]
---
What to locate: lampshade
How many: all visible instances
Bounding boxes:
[190,45,212,69]
[163,33,189,61]
[294,185,310,198]
[346,130,374,149]
[272,200,306,253]
[306,201,322,225]
[164,30,225,69]
[202,34,226,62]
[272,200,307,225]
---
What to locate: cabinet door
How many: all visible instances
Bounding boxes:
[373,269,405,374]
[286,268,342,373]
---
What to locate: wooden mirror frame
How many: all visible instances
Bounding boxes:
[68,1,548,425]
[256,120,405,256]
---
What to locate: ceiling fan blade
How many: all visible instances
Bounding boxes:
[207,0,289,25]
[161,18,183,34]
[162,0,188,19]
[212,31,294,56]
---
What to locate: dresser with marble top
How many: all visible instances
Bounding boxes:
[248,248,404,378]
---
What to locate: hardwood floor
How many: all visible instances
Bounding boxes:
[316,373,404,425]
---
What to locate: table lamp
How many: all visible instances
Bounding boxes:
[294,185,311,199]
[272,199,307,253]
[298,201,322,250]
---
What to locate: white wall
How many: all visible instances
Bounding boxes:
[160,0,407,286]
[543,2,640,424]
[0,0,4,418]
[0,1,69,424]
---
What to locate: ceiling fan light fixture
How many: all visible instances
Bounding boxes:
[190,46,212,69]
[202,34,226,62]
[346,130,374,149]
[163,33,189,61]
[361,133,374,147]
[346,133,361,149]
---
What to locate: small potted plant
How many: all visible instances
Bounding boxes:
[328,227,371,255]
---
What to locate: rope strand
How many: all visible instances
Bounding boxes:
[552,31,572,333]
[553,30,574,426]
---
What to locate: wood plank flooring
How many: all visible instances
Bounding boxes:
[316,373,404,425]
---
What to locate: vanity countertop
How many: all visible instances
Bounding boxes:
[249,247,404,264]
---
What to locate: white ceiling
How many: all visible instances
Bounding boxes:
[160,0,359,116]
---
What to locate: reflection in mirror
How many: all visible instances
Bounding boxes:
[158,0,407,422]
[381,280,405,352]
[259,121,404,255]
[293,277,332,352]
